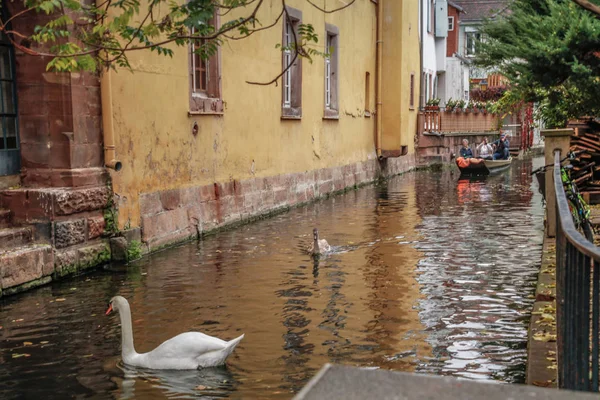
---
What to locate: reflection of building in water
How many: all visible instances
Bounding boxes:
[412,159,544,383]
[357,173,432,370]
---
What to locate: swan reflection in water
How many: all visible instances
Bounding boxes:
[115,361,237,399]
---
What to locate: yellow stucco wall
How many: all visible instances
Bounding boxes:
[381,0,421,154]
[106,0,417,228]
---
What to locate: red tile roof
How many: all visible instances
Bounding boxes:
[453,0,510,22]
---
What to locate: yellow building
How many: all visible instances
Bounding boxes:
[101,0,421,251]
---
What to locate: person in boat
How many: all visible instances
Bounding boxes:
[476,137,493,160]
[491,133,510,160]
[459,139,474,158]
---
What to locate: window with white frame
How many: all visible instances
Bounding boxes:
[427,0,432,33]
[281,7,302,118]
[324,24,339,117]
[283,20,293,107]
[466,31,482,56]
[448,16,454,31]
[325,35,331,107]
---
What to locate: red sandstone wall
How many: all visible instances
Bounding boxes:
[5,2,105,188]
[447,6,460,57]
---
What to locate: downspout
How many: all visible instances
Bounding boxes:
[96,0,122,173]
[375,0,383,159]
[100,67,122,171]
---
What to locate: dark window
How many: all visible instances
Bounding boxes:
[466,31,482,56]
[0,31,17,151]
[410,73,415,109]
[365,71,371,114]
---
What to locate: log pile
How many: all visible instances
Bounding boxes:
[568,119,600,197]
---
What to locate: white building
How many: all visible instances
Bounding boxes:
[420,0,470,108]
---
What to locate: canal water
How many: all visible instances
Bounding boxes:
[0,157,545,399]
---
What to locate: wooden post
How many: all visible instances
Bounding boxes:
[541,128,573,238]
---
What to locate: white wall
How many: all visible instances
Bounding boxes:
[444,58,470,104]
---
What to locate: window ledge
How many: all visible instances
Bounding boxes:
[190,97,223,115]
[281,115,302,120]
[323,115,339,120]
[188,111,224,116]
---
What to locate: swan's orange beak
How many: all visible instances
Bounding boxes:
[105,304,113,315]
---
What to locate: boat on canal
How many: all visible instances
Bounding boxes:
[455,157,512,176]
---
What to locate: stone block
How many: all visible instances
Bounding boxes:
[1,245,52,289]
[54,249,78,277]
[110,237,128,261]
[237,179,254,196]
[146,228,196,252]
[220,197,240,223]
[160,189,181,210]
[172,207,190,231]
[243,192,261,214]
[318,182,333,195]
[200,184,216,202]
[201,200,219,227]
[122,227,142,244]
[140,192,162,216]
[260,189,275,210]
[54,218,86,249]
[78,242,110,271]
[87,215,105,240]
[306,185,316,200]
[70,143,103,169]
[54,187,110,216]
[181,186,201,206]
[216,181,235,198]
[274,189,288,206]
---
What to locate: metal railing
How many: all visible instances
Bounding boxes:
[554,150,600,391]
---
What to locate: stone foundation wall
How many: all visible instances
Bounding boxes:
[138,156,416,252]
[0,186,112,297]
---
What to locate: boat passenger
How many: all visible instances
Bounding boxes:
[459,139,474,158]
[492,133,510,160]
[476,138,493,160]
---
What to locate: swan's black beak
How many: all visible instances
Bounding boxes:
[105,303,113,316]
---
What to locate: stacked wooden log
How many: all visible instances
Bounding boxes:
[568,119,600,196]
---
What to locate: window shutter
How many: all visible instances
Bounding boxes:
[435,0,448,38]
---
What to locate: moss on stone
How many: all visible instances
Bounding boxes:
[3,276,53,296]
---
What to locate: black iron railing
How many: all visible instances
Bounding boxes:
[554,150,600,391]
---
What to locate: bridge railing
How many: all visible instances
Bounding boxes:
[554,149,600,391]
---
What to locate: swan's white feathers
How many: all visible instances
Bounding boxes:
[109,296,244,370]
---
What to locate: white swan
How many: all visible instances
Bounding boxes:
[307,228,331,256]
[106,296,244,370]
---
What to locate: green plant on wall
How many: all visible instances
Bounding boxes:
[126,240,142,263]
[103,184,119,234]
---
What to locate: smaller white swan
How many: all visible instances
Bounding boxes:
[307,228,331,256]
[106,296,244,370]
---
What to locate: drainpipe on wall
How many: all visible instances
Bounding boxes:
[375,0,383,160]
[100,67,122,171]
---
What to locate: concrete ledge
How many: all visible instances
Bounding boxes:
[294,364,598,400]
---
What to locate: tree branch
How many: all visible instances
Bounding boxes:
[246,0,298,86]
[305,0,356,14]
[572,0,600,17]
